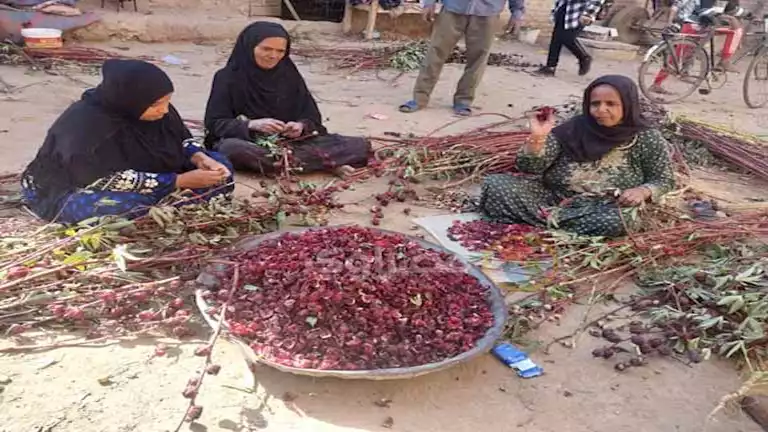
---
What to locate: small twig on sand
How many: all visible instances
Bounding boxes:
[543,273,638,355]
[173,264,239,431]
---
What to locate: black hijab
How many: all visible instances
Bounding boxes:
[204,21,325,138]
[22,59,191,221]
[551,75,648,163]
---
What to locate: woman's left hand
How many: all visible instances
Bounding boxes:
[191,153,231,178]
[283,121,304,138]
[618,187,652,206]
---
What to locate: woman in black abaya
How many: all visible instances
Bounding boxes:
[204,22,370,176]
[478,75,675,237]
[21,59,234,224]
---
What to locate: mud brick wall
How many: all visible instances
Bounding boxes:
[250,0,282,16]
[523,0,645,42]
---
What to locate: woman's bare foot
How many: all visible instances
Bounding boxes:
[333,165,355,178]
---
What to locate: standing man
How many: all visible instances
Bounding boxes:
[505,0,526,36]
[398,0,506,116]
[534,0,605,77]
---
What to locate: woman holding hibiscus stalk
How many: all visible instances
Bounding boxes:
[203,22,370,177]
[479,75,675,237]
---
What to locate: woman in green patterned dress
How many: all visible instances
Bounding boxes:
[479,75,675,237]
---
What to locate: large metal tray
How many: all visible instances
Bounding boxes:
[195,225,507,380]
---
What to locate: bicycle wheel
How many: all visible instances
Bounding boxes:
[743,48,768,108]
[638,38,710,104]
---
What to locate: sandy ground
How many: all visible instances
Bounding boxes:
[1,36,768,432]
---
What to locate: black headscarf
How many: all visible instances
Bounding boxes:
[204,21,325,140]
[551,75,648,163]
[22,59,191,221]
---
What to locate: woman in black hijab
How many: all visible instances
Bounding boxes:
[21,59,235,224]
[478,75,675,237]
[204,22,370,176]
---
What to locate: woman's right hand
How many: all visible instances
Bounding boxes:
[176,169,227,189]
[529,111,556,138]
[248,118,286,134]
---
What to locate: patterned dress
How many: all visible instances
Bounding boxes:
[21,140,234,224]
[479,129,675,237]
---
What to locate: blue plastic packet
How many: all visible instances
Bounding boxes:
[491,343,544,378]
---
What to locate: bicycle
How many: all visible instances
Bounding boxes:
[637,6,768,108]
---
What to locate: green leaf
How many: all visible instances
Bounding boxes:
[112,245,142,262]
[243,284,260,292]
[305,316,318,328]
[149,207,166,228]
[725,340,744,358]
[95,198,119,207]
[698,316,723,330]
[101,220,135,232]
[62,250,93,266]
[728,297,746,314]
[114,254,127,272]
[713,276,733,290]
[276,211,287,227]
[188,232,208,245]
[77,216,102,227]
[589,256,603,270]
[717,295,741,307]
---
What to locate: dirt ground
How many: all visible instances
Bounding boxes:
[1,35,768,432]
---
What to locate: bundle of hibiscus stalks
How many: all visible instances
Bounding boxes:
[348,109,767,190]
[0,43,153,69]
[349,115,530,188]
[673,118,768,182]
[0,178,349,351]
[351,110,692,189]
[496,208,768,338]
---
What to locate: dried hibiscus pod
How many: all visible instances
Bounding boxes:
[602,329,622,344]
[206,364,221,376]
[687,349,703,363]
[155,343,168,357]
[601,347,616,359]
[194,345,212,357]
[185,405,203,422]
[182,386,198,399]
[535,106,556,122]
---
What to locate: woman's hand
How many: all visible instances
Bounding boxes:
[176,169,227,189]
[191,153,231,178]
[248,118,286,134]
[282,121,304,138]
[529,111,556,138]
[525,111,556,153]
[618,187,652,206]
